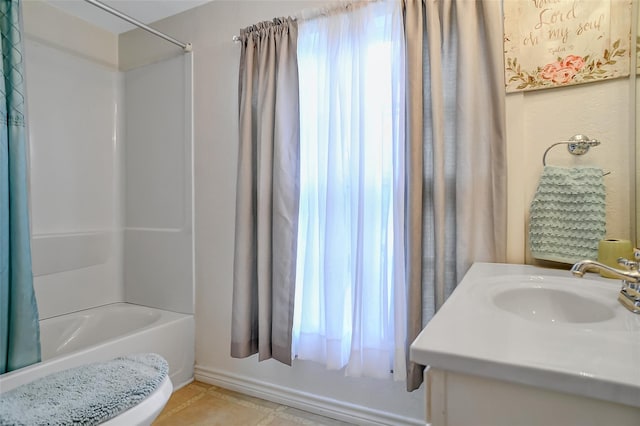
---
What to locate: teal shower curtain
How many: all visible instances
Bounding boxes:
[0,0,40,374]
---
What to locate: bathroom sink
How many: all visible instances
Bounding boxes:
[492,286,616,324]
[410,263,640,410]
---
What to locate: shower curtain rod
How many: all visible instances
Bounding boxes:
[83,0,192,52]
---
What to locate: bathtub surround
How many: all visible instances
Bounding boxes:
[123,53,194,315]
[21,0,195,319]
[24,8,124,319]
[0,0,41,374]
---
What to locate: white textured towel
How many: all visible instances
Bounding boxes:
[0,353,168,426]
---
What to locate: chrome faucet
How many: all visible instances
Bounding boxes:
[571,254,640,314]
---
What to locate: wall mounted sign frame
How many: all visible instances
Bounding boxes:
[504,0,632,92]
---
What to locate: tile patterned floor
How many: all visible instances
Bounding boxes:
[153,381,356,425]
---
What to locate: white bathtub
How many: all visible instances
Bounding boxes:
[0,303,194,393]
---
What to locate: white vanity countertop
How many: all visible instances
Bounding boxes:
[410,262,640,408]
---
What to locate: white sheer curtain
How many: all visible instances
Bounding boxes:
[292,0,406,380]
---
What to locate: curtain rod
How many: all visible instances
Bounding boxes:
[83,0,192,52]
[232,0,381,42]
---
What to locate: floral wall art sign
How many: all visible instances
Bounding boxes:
[504,0,632,92]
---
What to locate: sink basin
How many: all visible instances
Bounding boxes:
[492,286,616,324]
[410,263,640,411]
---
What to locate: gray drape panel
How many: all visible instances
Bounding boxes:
[404,0,507,391]
[231,18,300,365]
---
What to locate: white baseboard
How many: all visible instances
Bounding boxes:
[194,365,423,426]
